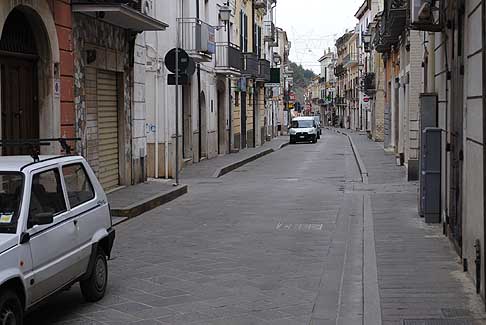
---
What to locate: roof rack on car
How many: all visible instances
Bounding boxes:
[0,138,81,162]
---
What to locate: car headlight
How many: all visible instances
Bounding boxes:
[290,129,296,135]
[308,129,316,134]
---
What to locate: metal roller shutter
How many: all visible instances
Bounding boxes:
[97,70,119,190]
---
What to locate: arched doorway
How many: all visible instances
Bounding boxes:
[0,4,59,155]
[0,9,39,154]
[199,91,208,160]
[216,80,226,155]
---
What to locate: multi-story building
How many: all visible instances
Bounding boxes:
[276,28,292,133]
[362,0,486,303]
[371,0,421,180]
[318,49,337,126]
[335,31,356,129]
[72,0,169,190]
[0,0,169,191]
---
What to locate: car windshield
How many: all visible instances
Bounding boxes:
[291,120,314,128]
[0,173,23,234]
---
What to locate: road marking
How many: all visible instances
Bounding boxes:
[276,222,323,231]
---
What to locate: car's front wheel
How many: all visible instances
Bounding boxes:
[0,290,23,325]
[81,250,108,302]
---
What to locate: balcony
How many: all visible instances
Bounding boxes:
[72,0,168,31]
[264,20,276,45]
[178,18,215,63]
[362,73,376,95]
[241,52,259,77]
[256,59,271,82]
[343,53,358,67]
[334,64,346,77]
[270,68,280,83]
[215,43,242,76]
[255,0,268,13]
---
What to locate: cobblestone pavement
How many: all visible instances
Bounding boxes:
[25,130,486,324]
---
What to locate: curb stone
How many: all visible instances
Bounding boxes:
[111,185,188,224]
[213,142,289,178]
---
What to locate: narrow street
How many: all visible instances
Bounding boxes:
[25,130,486,325]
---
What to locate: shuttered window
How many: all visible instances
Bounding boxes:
[97,70,120,190]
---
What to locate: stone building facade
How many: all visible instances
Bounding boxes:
[0,0,74,153]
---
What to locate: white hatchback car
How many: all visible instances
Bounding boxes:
[0,154,115,324]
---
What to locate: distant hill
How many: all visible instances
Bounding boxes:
[289,62,316,103]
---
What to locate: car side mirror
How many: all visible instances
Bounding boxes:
[30,212,54,226]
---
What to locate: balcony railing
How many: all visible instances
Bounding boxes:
[215,42,242,75]
[178,18,215,63]
[362,73,376,95]
[257,59,271,82]
[334,64,346,77]
[343,53,358,67]
[241,52,259,77]
[264,20,276,44]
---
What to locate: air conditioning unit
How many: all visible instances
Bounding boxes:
[410,0,442,32]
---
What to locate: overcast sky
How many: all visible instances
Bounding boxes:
[275,0,363,73]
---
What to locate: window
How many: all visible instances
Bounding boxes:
[29,169,66,224]
[62,164,95,208]
[0,173,23,234]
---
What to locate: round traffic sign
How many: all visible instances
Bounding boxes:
[363,97,370,103]
[165,48,190,74]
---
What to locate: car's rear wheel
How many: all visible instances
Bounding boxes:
[80,251,108,302]
[0,290,23,325]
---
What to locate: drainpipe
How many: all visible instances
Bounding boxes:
[196,0,202,160]
[164,69,169,179]
[227,2,232,154]
[482,0,486,302]
[154,3,160,179]
[252,0,256,147]
[427,32,435,92]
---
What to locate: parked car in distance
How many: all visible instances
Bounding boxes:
[313,115,321,139]
[290,117,318,144]
[0,153,115,324]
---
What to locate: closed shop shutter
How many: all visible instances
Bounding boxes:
[97,70,119,190]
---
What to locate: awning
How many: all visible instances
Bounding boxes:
[72,4,168,32]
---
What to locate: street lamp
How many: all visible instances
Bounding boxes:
[219,5,231,23]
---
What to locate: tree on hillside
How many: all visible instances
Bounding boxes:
[288,62,316,102]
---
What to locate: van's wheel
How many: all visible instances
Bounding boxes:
[80,251,108,302]
[0,290,23,325]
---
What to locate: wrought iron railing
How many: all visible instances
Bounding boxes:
[215,42,242,71]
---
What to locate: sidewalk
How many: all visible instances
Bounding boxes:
[181,136,289,180]
[342,129,486,325]
[108,180,188,225]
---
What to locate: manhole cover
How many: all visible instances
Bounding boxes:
[402,320,472,325]
[441,309,471,318]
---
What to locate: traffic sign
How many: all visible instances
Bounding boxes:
[363,97,370,103]
[165,48,190,74]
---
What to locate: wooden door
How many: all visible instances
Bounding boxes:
[1,57,38,155]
